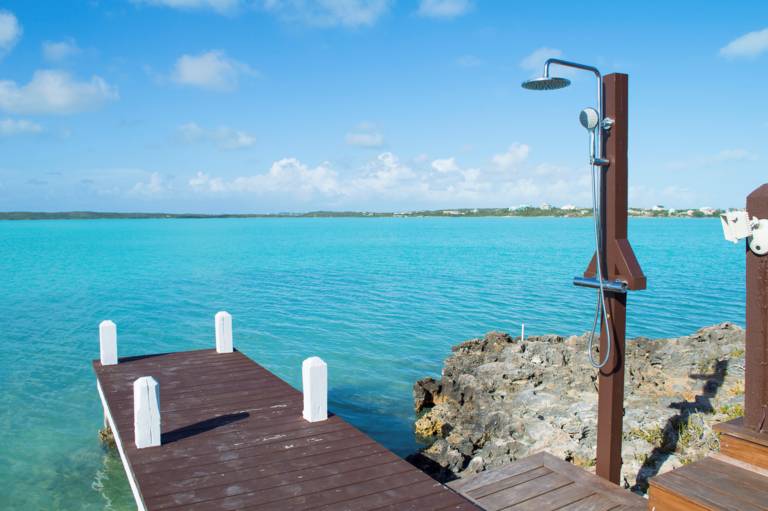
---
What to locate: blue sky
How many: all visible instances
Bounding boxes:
[0,0,766,213]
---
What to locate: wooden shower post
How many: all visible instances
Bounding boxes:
[585,73,646,484]
[745,184,768,432]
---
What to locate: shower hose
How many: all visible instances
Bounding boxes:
[588,161,612,369]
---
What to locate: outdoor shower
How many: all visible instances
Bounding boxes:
[522,58,622,369]
[521,60,646,484]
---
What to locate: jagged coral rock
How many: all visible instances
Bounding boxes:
[410,323,745,494]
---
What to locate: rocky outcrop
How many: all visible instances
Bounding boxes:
[409,324,745,493]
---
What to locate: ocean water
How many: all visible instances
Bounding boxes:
[0,217,745,510]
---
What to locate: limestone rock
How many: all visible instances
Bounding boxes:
[409,323,745,495]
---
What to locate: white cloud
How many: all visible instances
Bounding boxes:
[346,122,384,147]
[171,50,256,91]
[0,118,43,136]
[0,11,21,56]
[133,0,241,14]
[417,0,473,19]
[263,0,392,28]
[190,158,341,199]
[131,172,168,197]
[0,70,118,115]
[178,122,256,150]
[42,38,81,62]
[492,143,530,169]
[456,54,482,67]
[431,157,459,173]
[520,47,562,72]
[720,27,768,59]
[667,148,758,170]
[184,145,597,208]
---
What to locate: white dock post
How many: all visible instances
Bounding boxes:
[521,323,525,342]
[134,376,161,449]
[99,320,118,366]
[302,357,328,422]
[215,311,233,353]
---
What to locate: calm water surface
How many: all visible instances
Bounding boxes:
[0,217,744,509]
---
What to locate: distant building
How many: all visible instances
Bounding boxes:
[540,203,553,210]
[699,206,716,215]
[442,210,462,216]
[510,205,531,211]
[668,208,677,215]
[686,209,696,217]
[562,204,577,211]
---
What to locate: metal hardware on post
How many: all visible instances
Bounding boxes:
[745,185,768,432]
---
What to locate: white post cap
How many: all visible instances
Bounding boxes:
[215,311,233,353]
[134,376,161,449]
[302,356,328,422]
[99,320,118,366]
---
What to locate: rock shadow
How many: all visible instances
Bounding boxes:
[632,359,728,493]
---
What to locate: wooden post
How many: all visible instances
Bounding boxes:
[302,357,328,422]
[99,320,118,366]
[746,184,768,432]
[134,376,161,448]
[585,73,646,484]
[215,311,233,354]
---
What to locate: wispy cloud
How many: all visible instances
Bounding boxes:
[719,27,768,59]
[0,118,43,136]
[133,0,241,15]
[520,47,562,73]
[171,50,256,92]
[345,123,384,147]
[492,143,530,170]
[455,54,482,67]
[178,122,256,150]
[0,10,22,57]
[42,38,81,62]
[130,172,169,197]
[417,0,473,19]
[0,70,118,115]
[666,148,758,170]
[263,0,392,28]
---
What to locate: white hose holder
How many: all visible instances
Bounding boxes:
[721,210,768,256]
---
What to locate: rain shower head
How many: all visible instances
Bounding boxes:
[521,76,571,90]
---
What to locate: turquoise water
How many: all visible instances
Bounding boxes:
[0,217,744,509]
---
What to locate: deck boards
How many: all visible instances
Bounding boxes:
[648,456,768,511]
[447,452,645,511]
[94,349,478,511]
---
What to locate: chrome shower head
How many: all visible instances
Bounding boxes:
[579,107,599,131]
[521,76,571,91]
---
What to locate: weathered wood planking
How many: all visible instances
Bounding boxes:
[94,349,478,511]
[448,452,645,511]
[648,456,768,511]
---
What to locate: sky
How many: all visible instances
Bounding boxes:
[0,0,766,213]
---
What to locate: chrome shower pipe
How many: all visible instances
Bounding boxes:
[541,58,608,165]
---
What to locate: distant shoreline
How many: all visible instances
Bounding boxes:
[0,208,724,221]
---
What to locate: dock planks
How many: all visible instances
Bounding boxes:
[447,452,645,511]
[94,349,478,511]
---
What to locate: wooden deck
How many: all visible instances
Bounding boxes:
[649,456,768,511]
[94,348,478,511]
[448,452,645,511]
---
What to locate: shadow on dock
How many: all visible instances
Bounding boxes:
[632,359,728,493]
[162,411,250,444]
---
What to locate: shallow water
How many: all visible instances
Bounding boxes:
[0,217,744,509]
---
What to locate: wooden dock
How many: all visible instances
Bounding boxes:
[94,325,478,510]
[448,452,645,511]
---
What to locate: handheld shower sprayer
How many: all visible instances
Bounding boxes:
[522,59,619,369]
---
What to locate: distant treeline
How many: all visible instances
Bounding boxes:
[0,206,722,220]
